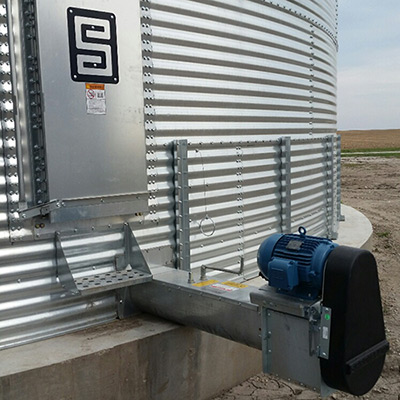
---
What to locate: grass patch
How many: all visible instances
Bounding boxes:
[376,231,391,238]
[342,152,400,158]
[342,147,400,153]
[342,163,363,168]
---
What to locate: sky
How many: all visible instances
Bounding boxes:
[337,0,400,130]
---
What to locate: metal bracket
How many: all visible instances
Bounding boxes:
[21,200,59,219]
[200,257,244,280]
[251,291,332,394]
[20,193,148,225]
[114,223,155,318]
[55,233,80,298]
[54,224,152,299]
[115,223,152,274]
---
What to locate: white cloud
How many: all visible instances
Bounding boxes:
[337,2,400,130]
[338,59,400,130]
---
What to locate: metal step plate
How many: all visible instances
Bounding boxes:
[75,269,152,295]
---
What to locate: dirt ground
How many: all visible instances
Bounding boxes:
[214,156,400,400]
[339,129,400,150]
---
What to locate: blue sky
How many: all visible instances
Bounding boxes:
[338,0,400,130]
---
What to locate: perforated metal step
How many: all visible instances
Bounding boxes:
[74,269,152,295]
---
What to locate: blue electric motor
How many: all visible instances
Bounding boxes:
[257,226,338,299]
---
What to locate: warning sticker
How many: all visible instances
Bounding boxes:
[86,83,106,115]
[192,279,219,288]
[221,281,248,289]
[209,283,239,292]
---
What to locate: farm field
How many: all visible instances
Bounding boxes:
[214,131,400,400]
[340,129,400,152]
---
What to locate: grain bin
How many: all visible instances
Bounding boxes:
[0,0,339,351]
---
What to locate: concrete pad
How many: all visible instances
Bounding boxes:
[0,315,178,377]
[335,204,373,250]
[0,314,261,400]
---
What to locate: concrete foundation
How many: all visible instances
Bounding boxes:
[335,204,373,250]
[0,315,262,400]
[0,205,372,400]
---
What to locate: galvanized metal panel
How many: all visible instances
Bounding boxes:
[0,0,339,349]
[146,0,327,139]
[34,0,147,201]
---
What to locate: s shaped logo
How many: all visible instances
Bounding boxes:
[67,7,119,84]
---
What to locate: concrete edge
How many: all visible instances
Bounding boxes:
[0,314,179,377]
[0,315,262,400]
[335,204,373,251]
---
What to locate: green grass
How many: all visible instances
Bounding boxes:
[342,147,400,153]
[342,163,363,168]
[342,153,400,158]
[376,231,391,238]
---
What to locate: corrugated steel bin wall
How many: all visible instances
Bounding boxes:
[0,0,338,348]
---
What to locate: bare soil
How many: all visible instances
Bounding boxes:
[213,156,400,400]
[339,129,400,150]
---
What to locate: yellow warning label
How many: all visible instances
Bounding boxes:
[221,281,248,289]
[192,279,219,287]
[86,83,105,91]
[86,83,106,115]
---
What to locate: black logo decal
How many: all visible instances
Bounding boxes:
[67,7,119,84]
